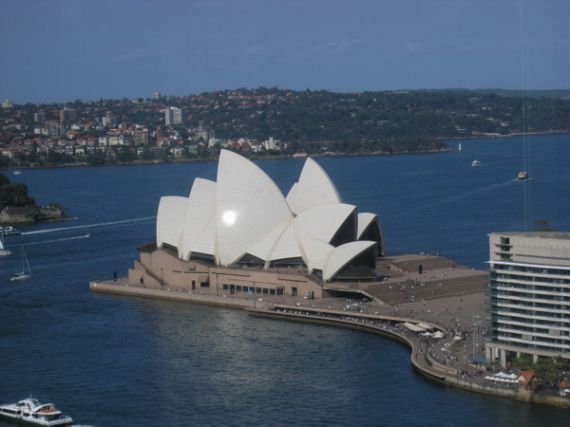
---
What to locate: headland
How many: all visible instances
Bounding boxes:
[90,149,570,408]
[90,252,569,408]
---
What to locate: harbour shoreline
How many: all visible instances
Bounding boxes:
[90,280,570,409]
[5,130,569,172]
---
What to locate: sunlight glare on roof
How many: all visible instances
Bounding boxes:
[222,209,237,226]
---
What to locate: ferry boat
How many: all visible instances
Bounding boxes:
[0,398,73,426]
[517,171,529,180]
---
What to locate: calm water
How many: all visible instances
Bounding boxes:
[0,134,569,426]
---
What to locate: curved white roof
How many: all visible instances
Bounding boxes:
[357,212,378,239]
[156,196,187,249]
[180,178,216,260]
[301,237,334,272]
[216,150,293,266]
[189,215,216,257]
[247,220,289,262]
[286,157,342,215]
[294,203,356,244]
[154,150,381,276]
[268,222,303,261]
[323,240,376,281]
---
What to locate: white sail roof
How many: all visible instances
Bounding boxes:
[156,196,187,249]
[357,212,378,239]
[154,150,382,277]
[179,178,216,260]
[323,241,376,281]
[286,157,342,215]
[268,222,303,261]
[294,203,356,244]
[301,237,334,272]
[189,215,216,257]
[247,220,290,261]
[216,150,293,266]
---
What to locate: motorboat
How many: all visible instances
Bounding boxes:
[0,226,20,236]
[0,398,73,426]
[517,171,529,180]
[471,160,481,167]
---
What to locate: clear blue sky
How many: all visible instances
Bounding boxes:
[1,0,568,103]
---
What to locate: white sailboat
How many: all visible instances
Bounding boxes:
[10,247,31,282]
[0,232,12,256]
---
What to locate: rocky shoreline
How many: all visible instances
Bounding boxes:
[0,204,66,225]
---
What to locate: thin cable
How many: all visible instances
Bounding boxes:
[519,0,531,231]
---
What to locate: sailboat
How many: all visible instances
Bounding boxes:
[10,247,31,281]
[0,232,11,256]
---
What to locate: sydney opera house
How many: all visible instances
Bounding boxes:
[128,149,384,299]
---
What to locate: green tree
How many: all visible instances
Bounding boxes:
[0,183,35,209]
[0,173,10,187]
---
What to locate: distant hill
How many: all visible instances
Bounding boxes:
[1,87,569,167]
[417,88,570,99]
[180,87,570,147]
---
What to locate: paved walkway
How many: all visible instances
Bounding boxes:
[90,279,570,408]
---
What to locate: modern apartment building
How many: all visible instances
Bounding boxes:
[486,232,570,367]
[164,106,183,126]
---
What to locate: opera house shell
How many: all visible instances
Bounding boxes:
[155,149,383,283]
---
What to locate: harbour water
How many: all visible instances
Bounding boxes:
[0,134,569,426]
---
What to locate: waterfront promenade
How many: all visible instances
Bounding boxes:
[90,279,570,408]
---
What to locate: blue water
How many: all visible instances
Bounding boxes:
[0,134,569,426]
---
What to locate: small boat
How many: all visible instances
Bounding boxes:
[10,247,31,282]
[517,171,529,180]
[0,226,21,236]
[458,143,462,152]
[0,232,12,256]
[471,160,481,167]
[13,170,23,176]
[0,397,73,426]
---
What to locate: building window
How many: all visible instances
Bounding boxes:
[263,288,269,295]
[270,289,275,295]
[292,287,297,296]
[223,284,229,291]
[200,282,209,288]
[276,288,284,295]
[192,280,196,290]
[236,285,242,292]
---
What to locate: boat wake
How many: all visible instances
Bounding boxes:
[22,234,91,246]
[405,179,517,214]
[21,216,155,236]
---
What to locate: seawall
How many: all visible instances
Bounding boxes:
[89,280,570,408]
